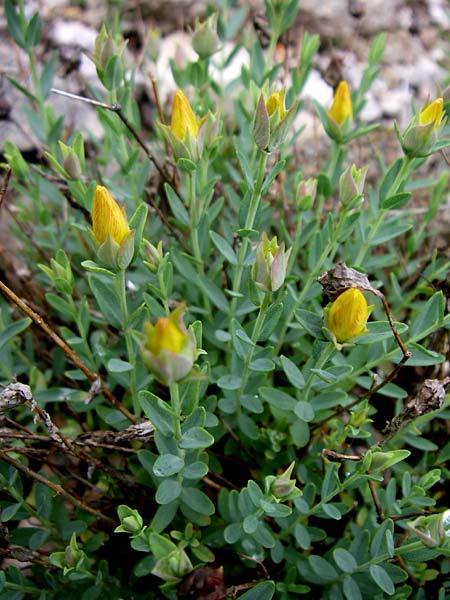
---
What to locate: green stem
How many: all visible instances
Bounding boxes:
[157,268,170,314]
[169,382,182,442]
[303,343,335,401]
[274,209,346,355]
[187,170,211,316]
[66,295,96,369]
[117,269,138,415]
[236,293,271,403]
[229,151,268,325]
[354,155,413,266]
[286,211,303,276]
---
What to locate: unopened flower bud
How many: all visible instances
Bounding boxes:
[159,89,216,162]
[192,14,220,59]
[254,90,298,151]
[324,288,373,343]
[115,505,144,535]
[63,150,82,180]
[143,240,163,273]
[93,25,126,71]
[91,185,135,270]
[142,305,197,385]
[401,97,445,157]
[152,547,193,582]
[64,534,82,568]
[296,177,317,209]
[339,164,368,207]
[271,461,296,498]
[326,81,353,142]
[407,509,450,548]
[252,232,291,293]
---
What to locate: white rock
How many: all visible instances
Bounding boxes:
[51,20,97,50]
[302,69,333,105]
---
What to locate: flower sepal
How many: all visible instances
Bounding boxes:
[89,216,135,271]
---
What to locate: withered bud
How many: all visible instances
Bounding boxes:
[404,378,448,418]
[383,377,449,439]
[317,261,372,302]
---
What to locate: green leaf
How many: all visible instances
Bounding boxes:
[343,575,362,600]
[280,355,305,389]
[0,318,32,350]
[41,50,58,99]
[153,454,184,478]
[234,139,253,190]
[261,159,286,195]
[181,487,215,515]
[5,0,25,48]
[357,320,408,345]
[238,581,275,600]
[210,231,237,265]
[333,548,357,573]
[107,358,133,373]
[25,12,42,49]
[164,182,189,225]
[139,390,175,437]
[237,413,259,440]
[1,503,23,522]
[380,192,412,209]
[252,523,275,548]
[248,358,275,372]
[260,387,296,411]
[309,555,339,582]
[88,274,121,328]
[217,374,242,390]
[321,503,342,520]
[409,292,444,341]
[370,519,394,558]
[183,461,208,479]
[155,479,181,505]
[369,450,411,472]
[294,401,315,422]
[295,309,324,338]
[179,427,215,449]
[369,564,395,595]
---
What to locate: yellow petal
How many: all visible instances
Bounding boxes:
[328,81,353,125]
[92,185,130,245]
[266,91,285,119]
[419,98,443,127]
[170,89,199,140]
[148,317,186,354]
[326,288,370,343]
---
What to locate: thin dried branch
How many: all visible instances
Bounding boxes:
[0,279,137,423]
[0,449,115,526]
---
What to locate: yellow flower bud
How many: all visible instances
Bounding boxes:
[142,305,198,385]
[401,97,445,157]
[419,97,444,127]
[170,90,199,140]
[92,185,130,246]
[324,288,373,343]
[328,81,353,126]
